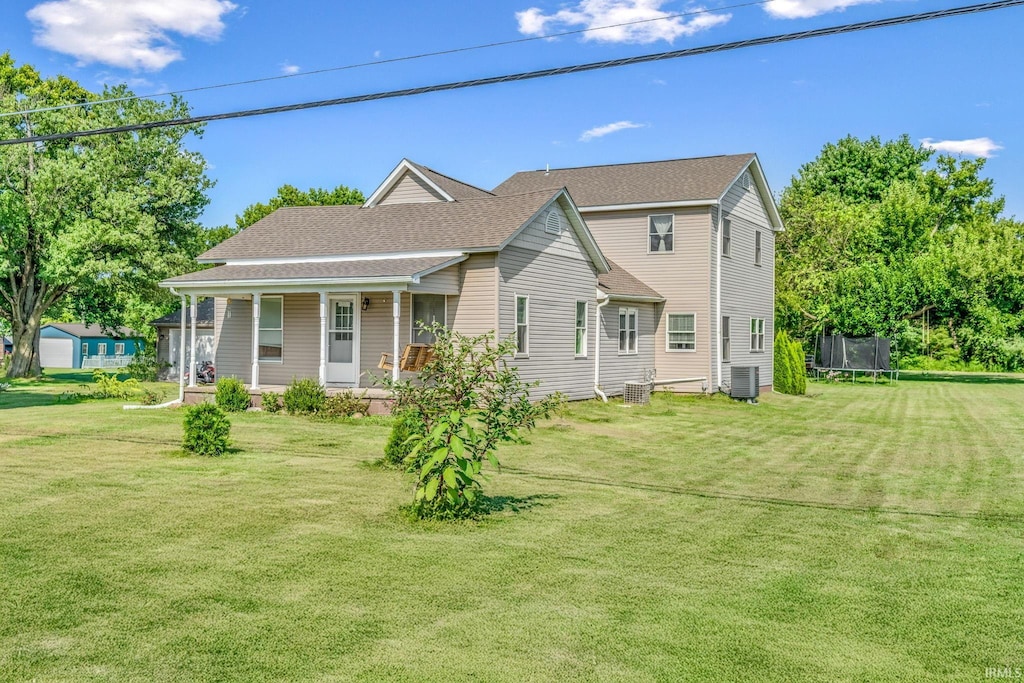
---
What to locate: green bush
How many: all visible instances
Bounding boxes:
[319,390,369,419]
[773,331,806,396]
[215,377,250,412]
[283,377,326,415]
[124,346,166,382]
[182,403,231,456]
[383,410,425,468]
[139,387,165,405]
[91,369,141,399]
[261,390,282,413]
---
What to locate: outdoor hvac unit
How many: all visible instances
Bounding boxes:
[730,366,760,400]
[624,381,653,406]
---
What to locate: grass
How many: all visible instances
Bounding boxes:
[1,370,1023,681]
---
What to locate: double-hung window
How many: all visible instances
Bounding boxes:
[259,296,284,361]
[755,230,762,266]
[618,307,638,354]
[667,314,696,351]
[648,215,674,253]
[99,342,109,356]
[722,219,732,257]
[515,295,529,356]
[721,316,731,362]
[114,342,125,355]
[575,301,588,357]
[750,318,765,353]
[412,294,446,344]
[81,342,88,357]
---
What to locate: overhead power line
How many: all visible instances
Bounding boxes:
[1,0,1020,147]
[0,0,771,120]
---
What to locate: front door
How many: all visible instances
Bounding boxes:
[327,297,359,384]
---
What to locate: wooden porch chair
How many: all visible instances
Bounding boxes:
[378,343,435,373]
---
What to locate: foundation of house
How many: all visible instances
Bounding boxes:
[182,385,394,415]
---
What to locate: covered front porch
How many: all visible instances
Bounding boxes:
[182,383,397,414]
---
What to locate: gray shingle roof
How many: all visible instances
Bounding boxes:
[199,189,560,262]
[493,154,755,207]
[151,297,216,327]
[406,161,493,200]
[45,323,137,338]
[598,261,664,301]
[164,256,463,285]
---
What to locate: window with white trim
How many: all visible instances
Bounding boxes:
[412,294,446,344]
[259,296,284,361]
[99,342,109,356]
[575,301,587,357]
[667,314,696,351]
[648,214,674,253]
[750,318,765,353]
[618,307,638,354]
[722,219,732,257]
[722,316,731,362]
[545,210,562,235]
[115,342,125,355]
[515,295,529,356]
[755,230,762,266]
[81,342,88,357]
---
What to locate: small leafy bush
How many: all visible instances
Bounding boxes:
[261,390,283,413]
[383,410,425,468]
[283,377,326,415]
[139,387,165,405]
[91,369,141,399]
[318,390,369,419]
[182,403,231,456]
[215,377,250,412]
[124,348,166,382]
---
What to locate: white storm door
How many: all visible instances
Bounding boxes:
[326,297,359,384]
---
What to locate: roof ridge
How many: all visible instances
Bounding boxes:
[409,161,495,196]
[510,152,755,175]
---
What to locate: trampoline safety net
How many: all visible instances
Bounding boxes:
[816,335,892,371]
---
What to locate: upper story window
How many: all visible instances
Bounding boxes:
[755,230,762,266]
[515,295,529,356]
[545,210,562,235]
[722,219,732,257]
[648,215,674,253]
[667,314,696,351]
[412,294,446,344]
[618,307,638,355]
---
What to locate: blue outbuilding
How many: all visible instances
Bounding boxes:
[39,323,142,369]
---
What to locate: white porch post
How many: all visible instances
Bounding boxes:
[251,293,261,389]
[187,295,198,388]
[392,290,401,381]
[319,292,328,386]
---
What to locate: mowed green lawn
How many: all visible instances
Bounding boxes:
[1,372,1022,681]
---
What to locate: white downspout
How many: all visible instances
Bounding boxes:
[715,206,723,393]
[125,288,186,409]
[188,295,198,388]
[391,289,401,382]
[594,292,610,402]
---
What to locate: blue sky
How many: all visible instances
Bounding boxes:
[2,0,1022,226]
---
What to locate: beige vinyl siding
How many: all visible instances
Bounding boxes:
[358,291,418,385]
[448,253,498,336]
[156,329,170,367]
[719,179,776,389]
[498,245,597,400]
[597,301,658,396]
[376,171,446,205]
[409,263,460,294]
[508,202,588,261]
[215,297,252,381]
[582,206,713,392]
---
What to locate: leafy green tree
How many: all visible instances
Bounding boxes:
[235,183,364,230]
[0,54,212,377]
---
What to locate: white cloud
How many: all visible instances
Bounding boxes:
[280,62,300,75]
[920,137,1003,158]
[373,50,382,59]
[516,0,730,44]
[579,120,645,142]
[27,0,237,71]
[764,0,879,19]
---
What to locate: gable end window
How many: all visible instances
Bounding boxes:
[515,295,529,356]
[667,314,696,351]
[722,316,731,362]
[545,210,562,235]
[412,294,446,344]
[722,219,732,257]
[259,296,284,362]
[648,215,674,253]
[755,231,762,266]
[618,307,638,355]
[575,301,588,357]
[750,318,765,353]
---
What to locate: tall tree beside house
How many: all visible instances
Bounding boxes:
[776,135,1024,371]
[0,54,212,377]
[234,183,365,230]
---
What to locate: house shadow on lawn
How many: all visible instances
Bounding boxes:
[899,371,1024,385]
[478,493,561,515]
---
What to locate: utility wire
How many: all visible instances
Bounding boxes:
[0,0,770,120]
[1,0,1020,147]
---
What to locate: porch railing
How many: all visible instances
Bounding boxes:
[82,355,132,369]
